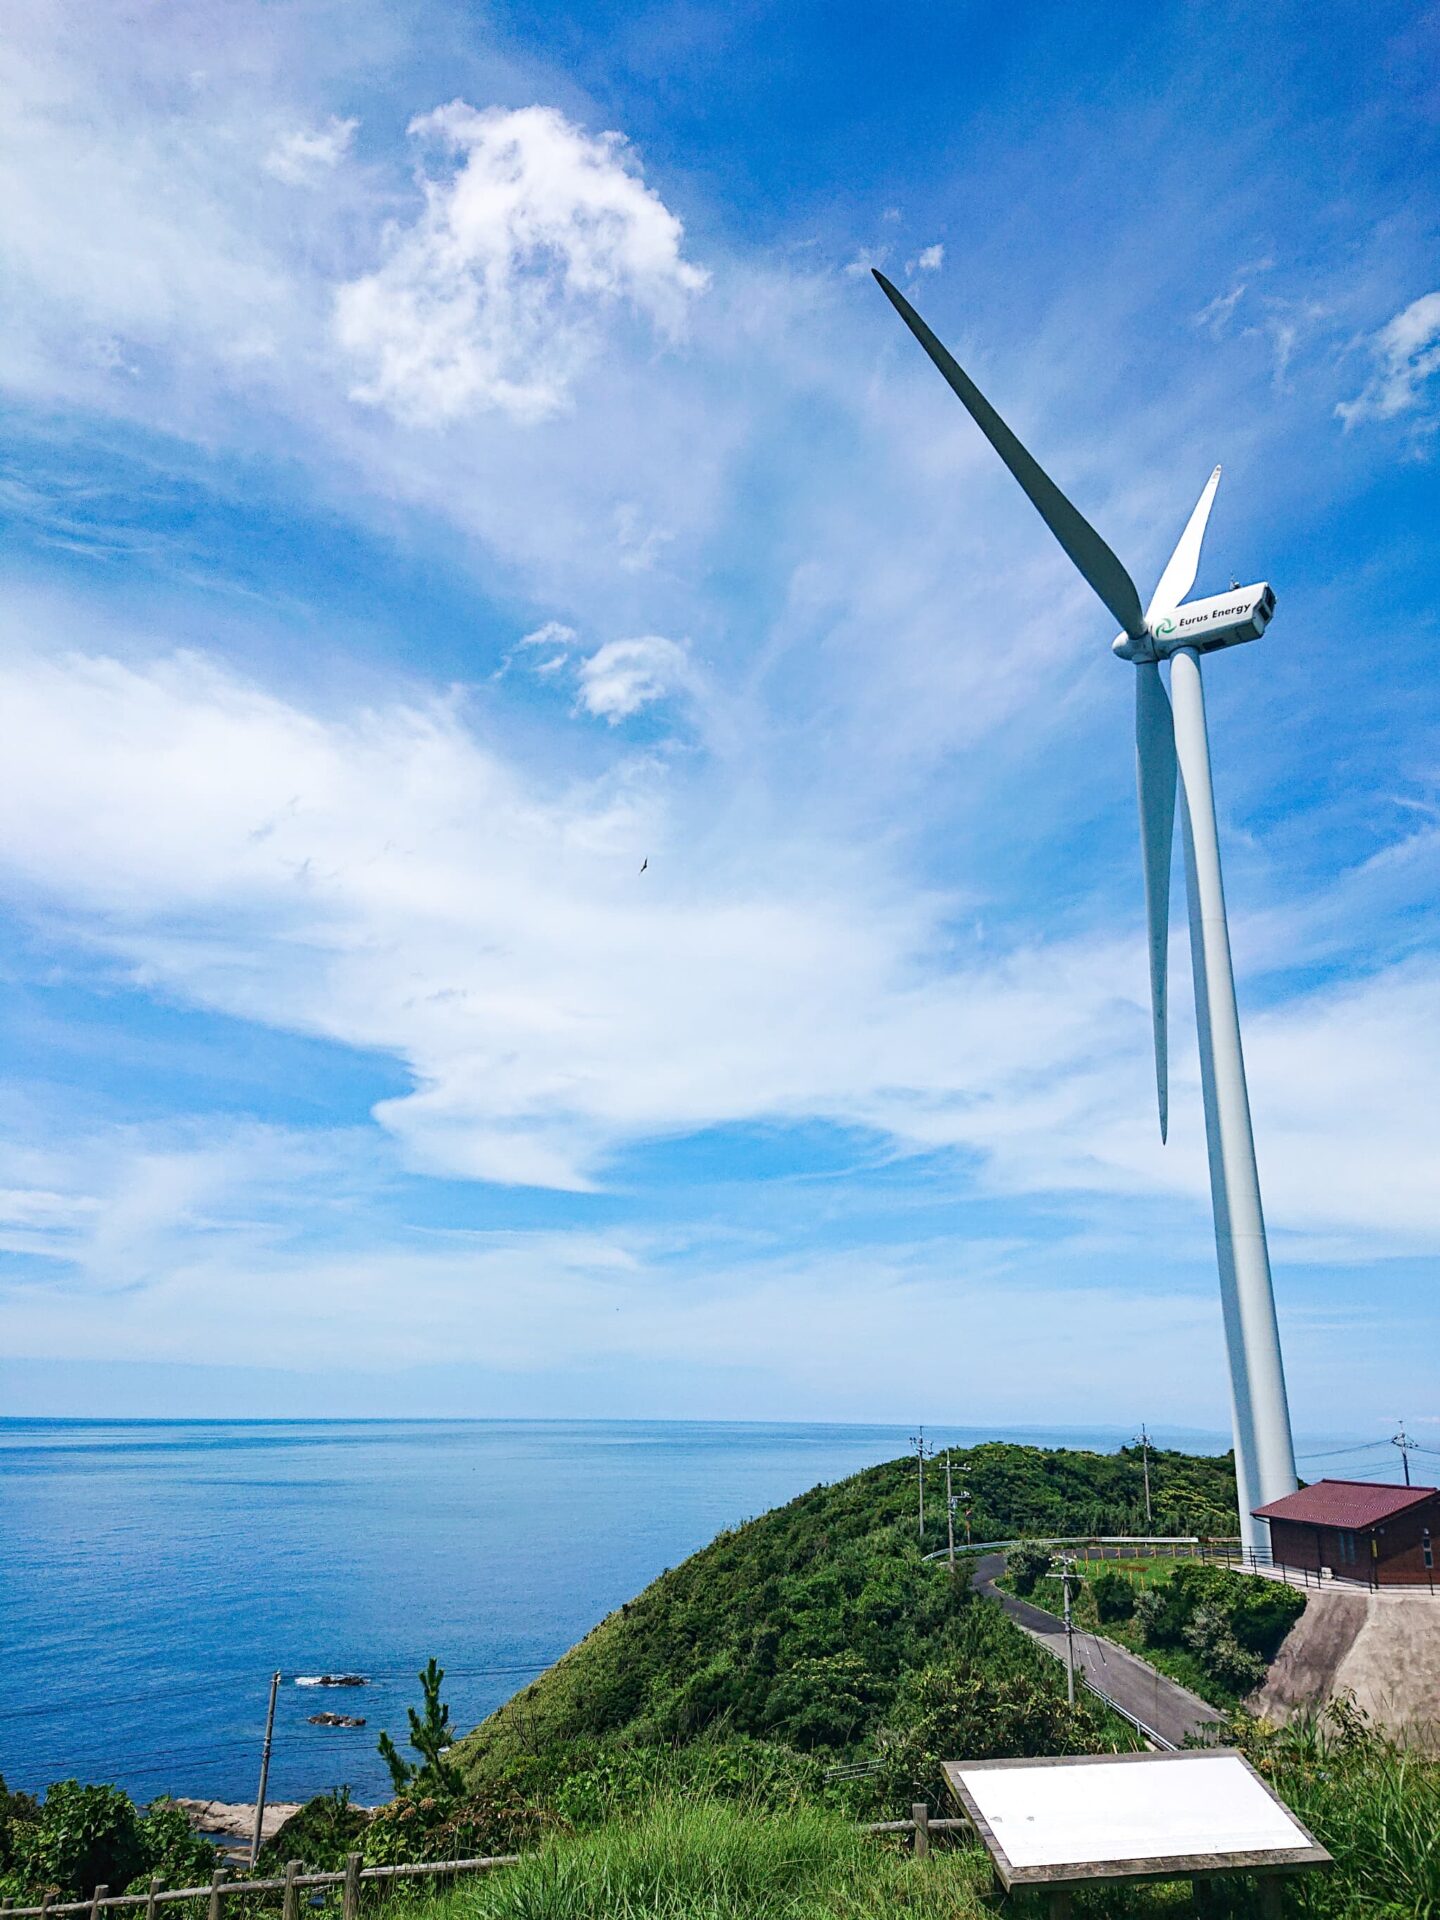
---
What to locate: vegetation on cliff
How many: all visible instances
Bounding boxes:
[454,1440,1234,1781]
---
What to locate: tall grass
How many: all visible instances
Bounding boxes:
[427,1798,994,1920]
[1260,1705,1440,1917]
[402,1711,1440,1920]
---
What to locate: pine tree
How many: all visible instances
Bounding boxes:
[378,1659,462,1796]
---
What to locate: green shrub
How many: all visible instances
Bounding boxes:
[260,1789,369,1872]
[0,1777,41,1876]
[875,1603,1130,1808]
[133,1800,216,1889]
[1006,1542,1054,1596]
[1090,1569,1134,1623]
[10,1780,149,1899]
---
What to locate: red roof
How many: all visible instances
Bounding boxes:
[1254,1479,1439,1529]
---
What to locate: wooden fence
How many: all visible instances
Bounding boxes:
[0,1853,518,1920]
[861,1804,969,1859]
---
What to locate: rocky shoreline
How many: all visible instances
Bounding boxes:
[174,1799,304,1843]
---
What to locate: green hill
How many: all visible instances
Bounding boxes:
[456,1440,1236,1781]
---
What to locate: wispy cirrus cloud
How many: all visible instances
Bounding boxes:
[1337,290,1440,427]
[264,115,359,186]
[0,632,1437,1250]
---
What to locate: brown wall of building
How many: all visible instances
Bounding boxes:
[1269,1499,1440,1587]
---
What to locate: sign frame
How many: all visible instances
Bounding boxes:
[943,1748,1330,1898]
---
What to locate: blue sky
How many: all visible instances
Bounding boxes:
[2,0,1438,1433]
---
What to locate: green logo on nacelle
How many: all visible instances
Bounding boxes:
[1156,617,1176,636]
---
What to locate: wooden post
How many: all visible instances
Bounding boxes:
[208,1866,226,1920]
[145,1877,162,1920]
[282,1862,301,1920]
[90,1885,108,1920]
[1048,1893,1073,1919]
[911,1803,929,1860]
[1258,1876,1284,1919]
[39,1895,53,1920]
[342,1853,362,1920]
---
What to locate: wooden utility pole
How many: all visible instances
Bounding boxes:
[1135,1425,1153,1530]
[1057,1557,1079,1708]
[909,1429,928,1539]
[1393,1420,1418,1487]
[250,1670,282,1870]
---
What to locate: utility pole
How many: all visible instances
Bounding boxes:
[1393,1420,1418,1487]
[1135,1424,1153,1531]
[1056,1557,1079,1709]
[249,1670,281,1871]
[910,1429,928,1540]
[944,1455,956,1569]
[962,1487,972,1546]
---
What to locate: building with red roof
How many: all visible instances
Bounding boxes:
[1253,1480,1440,1588]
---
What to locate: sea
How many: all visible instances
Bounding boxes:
[0,1417,1372,1808]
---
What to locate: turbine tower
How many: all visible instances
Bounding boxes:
[874,271,1297,1556]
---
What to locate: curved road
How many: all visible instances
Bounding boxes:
[971,1552,1227,1751]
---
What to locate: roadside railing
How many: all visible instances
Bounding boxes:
[1078,1674,1178,1752]
[1202,1542,1438,1595]
[925,1535,1231,1564]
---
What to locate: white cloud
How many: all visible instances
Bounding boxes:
[0,636,1437,1254]
[519,619,579,651]
[1337,290,1440,426]
[1195,282,1247,335]
[576,634,695,721]
[264,115,358,186]
[842,247,888,279]
[912,243,944,273]
[334,102,709,424]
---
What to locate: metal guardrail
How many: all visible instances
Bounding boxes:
[924,1535,1216,1562]
[1079,1674,1177,1752]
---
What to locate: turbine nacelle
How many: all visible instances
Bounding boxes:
[1113,584,1277,663]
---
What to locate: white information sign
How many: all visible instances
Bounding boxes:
[944,1749,1330,1899]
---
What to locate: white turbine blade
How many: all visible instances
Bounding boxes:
[1146,465,1222,623]
[1135,661,1177,1141]
[873,270,1147,640]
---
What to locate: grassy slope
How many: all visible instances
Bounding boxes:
[418,1728,1440,1920]
[457,1442,1236,1778]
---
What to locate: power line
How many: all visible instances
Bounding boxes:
[0,1659,558,1725]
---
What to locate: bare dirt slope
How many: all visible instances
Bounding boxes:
[1252,1587,1440,1747]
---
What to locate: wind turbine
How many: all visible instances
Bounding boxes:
[873,270,1297,1558]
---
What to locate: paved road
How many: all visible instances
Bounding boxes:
[971,1552,1227,1750]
